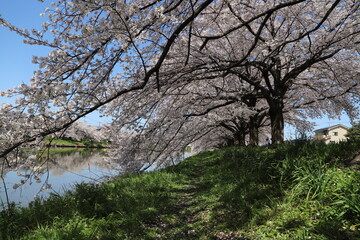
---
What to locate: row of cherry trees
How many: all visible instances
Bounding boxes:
[0,0,359,171]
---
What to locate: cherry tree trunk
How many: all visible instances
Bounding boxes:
[248,115,259,146]
[269,99,285,145]
[234,131,246,147]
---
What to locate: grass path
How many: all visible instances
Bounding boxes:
[148,160,208,239]
[160,184,203,239]
[146,152,248,239]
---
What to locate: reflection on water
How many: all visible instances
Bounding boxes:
[0,150,119,207]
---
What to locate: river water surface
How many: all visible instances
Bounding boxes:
[0,150,119,207]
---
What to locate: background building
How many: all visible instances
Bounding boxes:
[313,124,349,144]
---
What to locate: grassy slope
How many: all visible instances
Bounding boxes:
[44,138,108,148]
[1,141,360,239]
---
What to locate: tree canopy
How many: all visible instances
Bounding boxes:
[346,122,360,141]
[0,0,359,171]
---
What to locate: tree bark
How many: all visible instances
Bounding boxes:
[248,115,259,146]
[269,98,284,144]
[234,131,246,146]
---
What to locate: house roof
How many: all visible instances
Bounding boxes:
[314,124,349,132]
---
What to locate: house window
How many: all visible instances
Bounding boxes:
[332,132,338,136]
[323,130,328,135]
[330,141,335,144]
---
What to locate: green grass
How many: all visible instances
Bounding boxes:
[46,138,81,145]
[1,140,360,239]
[44,137,108,148]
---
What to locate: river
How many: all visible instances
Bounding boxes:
[0,150,119,208]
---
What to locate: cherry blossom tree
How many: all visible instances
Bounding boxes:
[178,0,360,144]
[0,0,215,160]
[59,121,107,142]
[0,0,359,171]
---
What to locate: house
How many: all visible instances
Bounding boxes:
[313,124,349,144]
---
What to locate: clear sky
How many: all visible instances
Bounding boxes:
[0,1,353,131]
[0,0,109,126]
[0,0,49,90]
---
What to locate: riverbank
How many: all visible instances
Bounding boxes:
[1,141,360,239]
[44,138,109,149]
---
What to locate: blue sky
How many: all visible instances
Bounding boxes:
[0,0,108,126]
[0,1,353,131]
[0,0,49,90]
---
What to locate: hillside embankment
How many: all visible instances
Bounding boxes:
[1,141,360,239]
